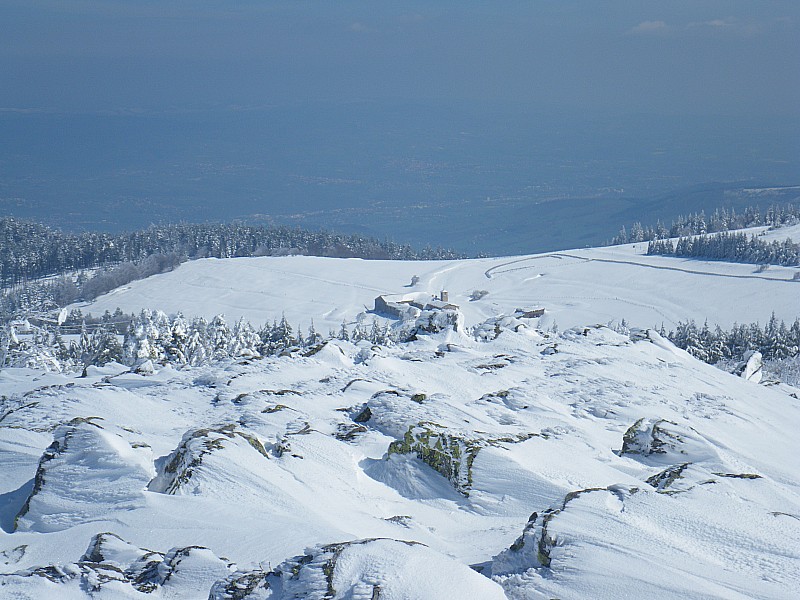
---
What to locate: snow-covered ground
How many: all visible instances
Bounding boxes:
[76,240,800,334]
[1,323,798,598]
[3,238,799,598]
[762,222,800,243]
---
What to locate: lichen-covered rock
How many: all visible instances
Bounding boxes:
[619,417,716,466]
[387,422,536,496]
[148,424,269,495]
[387,423,481,495]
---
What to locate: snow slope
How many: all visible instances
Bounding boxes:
[76,241,799,334]
[762,222,800,243]
[1,321,799,598]
[5,238,800,598]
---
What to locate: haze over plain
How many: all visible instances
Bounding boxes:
[1,1,798,252]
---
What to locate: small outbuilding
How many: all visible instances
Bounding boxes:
[515,308,545,319]
[374,292,459,318]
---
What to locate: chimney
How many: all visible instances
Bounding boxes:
[440,290,449,303]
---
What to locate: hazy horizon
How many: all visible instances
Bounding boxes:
[3,1,798,116]
[1,1,798,253]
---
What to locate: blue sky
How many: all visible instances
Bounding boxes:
[2,1,798,116]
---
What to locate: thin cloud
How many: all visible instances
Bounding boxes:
[687,17,735,29]
[628,20,668,35]
[686,17,766,36]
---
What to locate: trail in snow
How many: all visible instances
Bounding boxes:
[76,246,800,333]
[486,252,797,283]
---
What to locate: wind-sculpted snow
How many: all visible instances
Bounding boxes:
[1,533,234,598]
[147,424,271,496]
[619,417,719,465]
[492,482,799,599]
[14,419,155,533]
[210,538,507,600]
[1,323,799,599]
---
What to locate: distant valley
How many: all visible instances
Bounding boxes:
[1,102,797,255]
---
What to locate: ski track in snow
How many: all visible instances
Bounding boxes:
[75,243,800,335]
[485,251,795,282]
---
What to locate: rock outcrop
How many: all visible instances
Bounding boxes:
[15,418,154,533]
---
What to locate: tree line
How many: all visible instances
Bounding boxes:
[0,218,465,287]
[0,309,397,373]
[611,202,799,245]
[663,315,800,364]
[4,305,798,381]
[646,232,800,267]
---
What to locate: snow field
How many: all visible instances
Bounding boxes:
[77,240,800,336]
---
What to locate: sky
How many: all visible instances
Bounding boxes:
[2,1,799,117]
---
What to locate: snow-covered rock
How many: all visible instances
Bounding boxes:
[15,419,154,533]
[1,309,798,599]
[148,424,271,497]
[234,538,507,600]
[735,350,764,383]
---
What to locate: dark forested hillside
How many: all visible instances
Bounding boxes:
[0,218,464,287]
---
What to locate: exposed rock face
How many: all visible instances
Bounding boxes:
[388,422,481,495]
[620,418,683,457]
[387,422,536,496]
[217,538,506,600]
[0,545,27,566]
[492,486,636,576]
[79,532,166,593]
[1,533,232,597]
[148,424,269,495]
[646,462,693,493]
[2,535,506,599]
[489,511,544,575]
[619,417,718,467]
[352,405,372,423]
[144,545,233,596]
[209,569,271,600]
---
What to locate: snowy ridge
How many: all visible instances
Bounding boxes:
[1,315,799,598]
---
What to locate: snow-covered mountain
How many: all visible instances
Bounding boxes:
[2,244,799,599]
